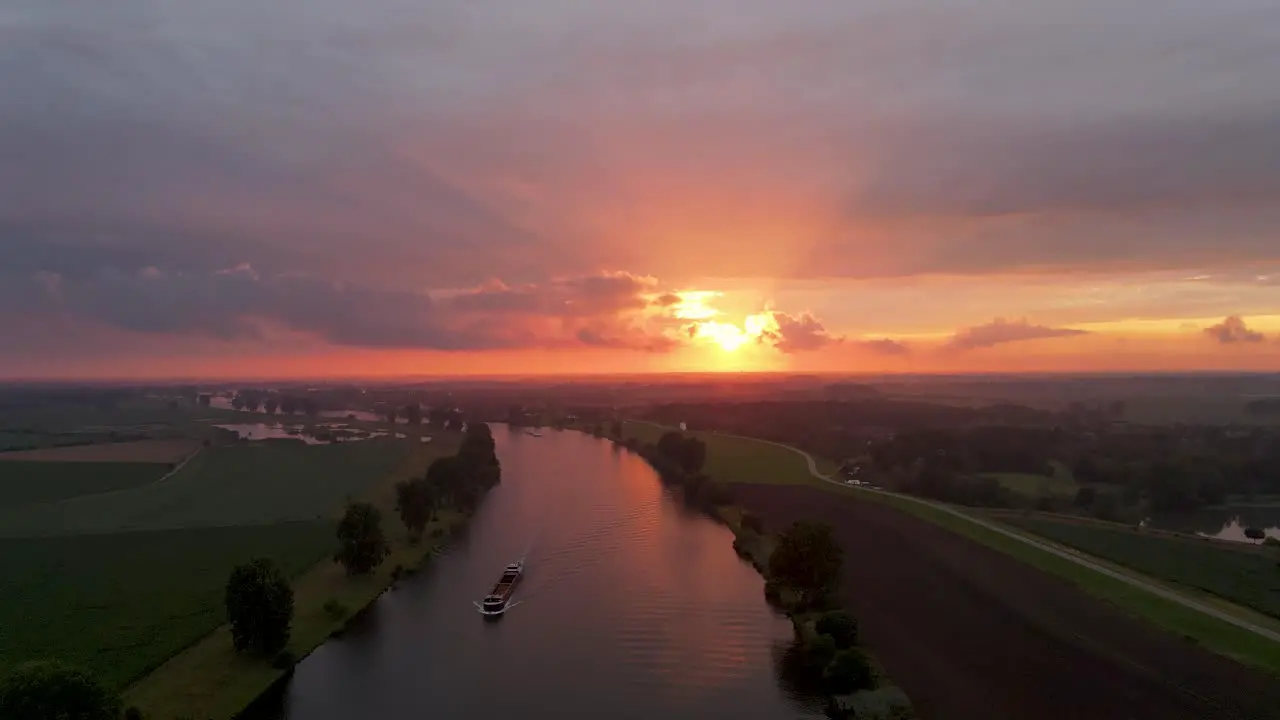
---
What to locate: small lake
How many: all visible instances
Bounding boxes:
[1146,505,1280,543]
[213,423,391,445]
[245,427,823,720]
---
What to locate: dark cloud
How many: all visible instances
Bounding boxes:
[2,0,1278,291]
[760,312,842,353]
[1203,316,1266,344]
[450,272,655,316]
[9,266,676,352]
[946,318,1088,351]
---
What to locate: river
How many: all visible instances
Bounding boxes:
[248,426,823,720]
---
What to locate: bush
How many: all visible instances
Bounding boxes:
[803,634,838,677]
[391,564,406,581]
[815,611,859,649]
[124,706,144,720]
[322,599,349,620]
[0,661,122,720]
[1262,536,1280,547]
[763,579,784,606]
[270,649,297,670]
[741,512,766,535]
[823,649,875,695]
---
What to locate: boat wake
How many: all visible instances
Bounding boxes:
[473,599,524,615]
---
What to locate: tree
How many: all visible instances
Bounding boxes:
[197,394,212,407]
[815,610,858,649]
[231,395,245,411]
[1244,526,1266,542]
[264,397,279,414]
[445,410,466,432]
[280,396,298,415]
[301,398,319,417]
[768,521,843,609]
[404,404,422,426]
[1073,486,1096,508]
[0,660,122,720]
[656,432,707,476]
[427,454,465,504]
[385,407,398,424]
[395,477,435,539]
[335,502,390,575]
[246,396,262,412]
[429,407,449,430]
[611,420,624,439]
[823,649,874,695]
[225,558,294,656]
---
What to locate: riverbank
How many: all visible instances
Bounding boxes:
[611,429,914,719]
[124,435,479,719]
[714,505,916,720]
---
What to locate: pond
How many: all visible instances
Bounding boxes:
[1145,505,1280,543]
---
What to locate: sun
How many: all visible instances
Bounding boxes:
[692,313,777,352]
[659,291,778,354]
[696,321,751,352]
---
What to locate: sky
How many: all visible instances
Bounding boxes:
[2,0,1279,378]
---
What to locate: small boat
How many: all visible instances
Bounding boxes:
[478,559,524,616]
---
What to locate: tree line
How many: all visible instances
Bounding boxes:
[758,520,879,714]
[623,430,733,512]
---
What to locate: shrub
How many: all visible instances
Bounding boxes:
[322,599,349,620]
[823,649,875,695]
[741,512,766,535]
[815,611,859,649]
[1263,536,1279,547]
[803,634,838,677]
[0,661,121,720]
[124,707,144,720]
[763,579,783,606]
[270,649,297,670]
[391,564,406,581]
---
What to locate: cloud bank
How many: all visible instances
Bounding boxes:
[946,318,1088,351]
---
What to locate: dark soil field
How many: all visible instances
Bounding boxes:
[732,484,1280,720]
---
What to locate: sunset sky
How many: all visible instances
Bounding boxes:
[3,0,1279,378]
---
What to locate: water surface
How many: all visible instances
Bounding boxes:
[252,427,820,720]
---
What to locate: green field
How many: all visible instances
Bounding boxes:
[0,439,410,537]
[623,421,822,486]
[0,431,450,707]
[0,461,172,506]
[0,522,333,689]
[983,471,1078,498]
[124,439,463,719]
[1002,516,1280,619]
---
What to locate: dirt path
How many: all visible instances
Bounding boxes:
[734,483,1280,720]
